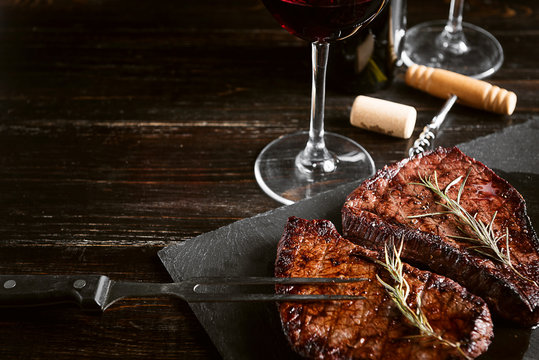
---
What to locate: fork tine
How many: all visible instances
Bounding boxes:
[184,293,366,303]
[187,276,368,286]
[180,277,367,303]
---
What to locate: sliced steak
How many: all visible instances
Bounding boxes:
[275,216,493,359]
[342,146,539,327]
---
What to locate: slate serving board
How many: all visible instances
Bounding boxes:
[158,118,539,360]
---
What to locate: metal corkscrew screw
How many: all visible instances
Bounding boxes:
[409,95,458,157]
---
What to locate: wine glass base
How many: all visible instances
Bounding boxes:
[402,20,504,79]
[254,131,375,205]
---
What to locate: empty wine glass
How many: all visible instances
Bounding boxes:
[401,0,503,78]
[255,0,387,205]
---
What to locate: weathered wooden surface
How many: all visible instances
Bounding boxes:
[0,0,537,358]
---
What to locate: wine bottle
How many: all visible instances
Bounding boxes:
[327,3,398,95]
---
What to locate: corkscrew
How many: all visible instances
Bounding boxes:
[405,64,517,156]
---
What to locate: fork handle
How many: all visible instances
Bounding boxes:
[0,275,108,310]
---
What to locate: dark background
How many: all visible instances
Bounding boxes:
[0,0,537,358]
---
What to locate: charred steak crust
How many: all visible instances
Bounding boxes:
[275,216,493,360]
[342,146,539,327]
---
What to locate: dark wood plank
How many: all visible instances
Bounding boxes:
[0,0,537,358]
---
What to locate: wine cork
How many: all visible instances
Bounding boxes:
[350,95,417,139]
[405,64,517,115]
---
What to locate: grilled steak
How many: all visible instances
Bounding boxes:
[275,216,493,359]
[342,146,539,327]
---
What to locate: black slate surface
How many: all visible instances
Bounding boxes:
[158,118,539,360]
[458,117,539,175]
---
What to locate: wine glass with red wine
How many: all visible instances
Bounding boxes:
[255,0,387,205]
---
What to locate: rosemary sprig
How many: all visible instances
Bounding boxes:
[409,170,536,286]
[375,241,470,359]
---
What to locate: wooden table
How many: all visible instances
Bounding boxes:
[0,0,537,358]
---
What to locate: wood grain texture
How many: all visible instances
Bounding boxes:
[0,0,537,358]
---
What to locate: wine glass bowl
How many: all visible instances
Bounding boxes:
[255,0,387,205]
[261,0,387,42]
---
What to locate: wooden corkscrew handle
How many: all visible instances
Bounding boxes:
[405,64,517,115]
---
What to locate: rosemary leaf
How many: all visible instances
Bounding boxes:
[376,242,469,359]
[408,211,450,219]
[410,170,537,287]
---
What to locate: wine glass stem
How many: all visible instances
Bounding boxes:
[447,0,464,34]
[296,41,336,175]
[438,0,469,54]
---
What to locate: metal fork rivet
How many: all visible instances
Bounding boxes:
[73,279,86,289]
[3,280,16,289]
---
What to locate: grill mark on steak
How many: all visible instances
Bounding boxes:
[275,216,493,359]
[342,146,539,326]
[320,237,354,355]
[297,234,334,351]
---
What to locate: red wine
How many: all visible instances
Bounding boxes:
[262,0,387,42]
